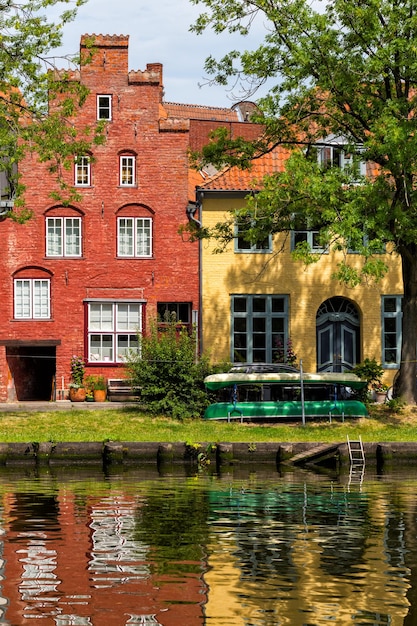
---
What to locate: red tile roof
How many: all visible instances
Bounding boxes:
[198,146,290,191]
[163,102,240,122]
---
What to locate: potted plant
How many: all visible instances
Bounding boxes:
[69,355,86,402]
[372,382,389,403]
[84,374,107,402]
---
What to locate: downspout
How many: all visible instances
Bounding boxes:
[186,194,203,357]
[186,199,202,228]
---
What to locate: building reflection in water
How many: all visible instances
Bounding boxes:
[0,468,415,624]
[1,472,206,625]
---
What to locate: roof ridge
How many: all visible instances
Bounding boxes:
[163,101,234,111]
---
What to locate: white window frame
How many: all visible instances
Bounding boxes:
[75,156,91,186]
[120,155,136,186]
[46,217,82,257]
[87,301,142,363]
[317,138,366,178]
[97,94,112,120]
[117,217,152,257]
[14,278,50,319]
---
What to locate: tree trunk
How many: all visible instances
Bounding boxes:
[396,244,417,404]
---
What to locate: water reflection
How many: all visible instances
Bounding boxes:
[0,466,415,624]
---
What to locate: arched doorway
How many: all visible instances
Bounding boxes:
[316,297,361,372]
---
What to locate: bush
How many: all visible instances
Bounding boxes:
[125,314,218,419]
[84,375,106,391]
[351,358,384,402]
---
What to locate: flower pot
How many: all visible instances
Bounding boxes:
[93,389,107,402]
[375,391,387,403]
[69,387,87,402]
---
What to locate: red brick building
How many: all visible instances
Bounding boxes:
[0,34,260,403]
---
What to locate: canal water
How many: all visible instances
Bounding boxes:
[0,464,416,625]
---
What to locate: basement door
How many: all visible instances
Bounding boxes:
[316,297,360,372]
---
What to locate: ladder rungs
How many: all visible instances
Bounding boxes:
[347,435,365,465]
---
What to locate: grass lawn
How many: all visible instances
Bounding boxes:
[0,403,417,443]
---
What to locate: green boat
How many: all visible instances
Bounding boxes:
[203,368,368,422]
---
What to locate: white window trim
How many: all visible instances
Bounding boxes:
[46,216,82,258]
[117,217,152,258]
[119,155,136,186]
[87,301,142,363]
[14,278,50,319]
[75,156,91,187]
[317,138,366,178]
[97,94,112,121]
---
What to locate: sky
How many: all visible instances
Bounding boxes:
[48,0,267,108]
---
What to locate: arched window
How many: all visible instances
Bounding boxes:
[45,207,83,258]
[13,267,52,320]
[119,150,137,187]
[116,205,153,258]
[74,154,92,187]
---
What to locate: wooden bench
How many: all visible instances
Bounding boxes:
[107,379,140,402]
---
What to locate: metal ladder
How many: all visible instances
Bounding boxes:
[347,435,365,466]
[347,435,365,489]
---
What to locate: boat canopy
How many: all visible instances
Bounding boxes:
[204,372,368,391]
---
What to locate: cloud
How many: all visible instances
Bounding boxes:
[47,0,267,107]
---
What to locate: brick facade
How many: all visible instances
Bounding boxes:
[0,35,234,402]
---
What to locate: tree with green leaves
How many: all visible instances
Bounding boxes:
[126,313,219,420]
[0,0,99,222]
[191,0,417,403]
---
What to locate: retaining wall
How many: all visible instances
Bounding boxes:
[0,441,415,471]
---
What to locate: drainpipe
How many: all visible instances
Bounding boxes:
[186,199,201,228]
[186,195,203,357]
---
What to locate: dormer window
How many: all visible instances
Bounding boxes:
[317,136,366,178]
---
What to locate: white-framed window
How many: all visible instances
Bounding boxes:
[87,301,142,363]
[120,156,136,186]
[14,279,50,319]
[231,294,289,363]
[97,94,112,120]
[75,156,91,186]
[46,217,82,257]
[317,140,366,178]
[382,296,402,368]
[117,217,152,257]
[235,219,272,253]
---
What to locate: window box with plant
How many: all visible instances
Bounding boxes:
[69,355,86,402]
[84,374,107,402]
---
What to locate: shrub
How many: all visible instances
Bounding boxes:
[351,358,385,402]
[125,314,217,419]
[84,375,106,391]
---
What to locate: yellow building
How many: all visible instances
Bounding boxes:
[196,147,403,384]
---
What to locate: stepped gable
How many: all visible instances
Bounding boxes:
[80,33,129,47]
[198,146,289,191]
